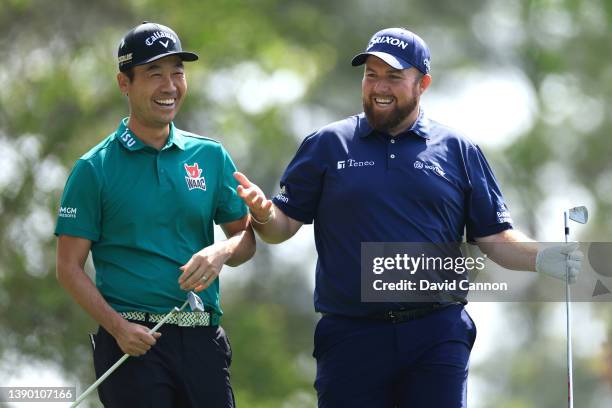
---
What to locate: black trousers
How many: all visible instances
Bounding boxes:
[92,322,235,408]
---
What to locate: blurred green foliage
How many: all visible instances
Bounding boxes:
[1,0,612,407]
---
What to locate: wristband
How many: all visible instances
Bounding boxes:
[250,209,273,225]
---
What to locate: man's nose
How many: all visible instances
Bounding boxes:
[160,74,177,92]
[373,79,390,93]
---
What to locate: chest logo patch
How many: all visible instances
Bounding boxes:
[184,163,207,191]
[414,160,445,177]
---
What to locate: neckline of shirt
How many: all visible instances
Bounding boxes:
[115,117,186,152]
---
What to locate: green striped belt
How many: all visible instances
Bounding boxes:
[119,311,212,327]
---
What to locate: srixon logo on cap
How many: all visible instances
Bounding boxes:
[368,36,410,50]
[145,31,177,48]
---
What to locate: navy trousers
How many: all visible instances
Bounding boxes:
[92,323,234,408]
[313,304,477,407]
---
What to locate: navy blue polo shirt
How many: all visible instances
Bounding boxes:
[272,109,513,317]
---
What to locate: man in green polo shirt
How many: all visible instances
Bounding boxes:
[55,22,254,408]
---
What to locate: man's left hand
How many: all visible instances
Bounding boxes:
[179,244,230,292]
[536,242,583,284]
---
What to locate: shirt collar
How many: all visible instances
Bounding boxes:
[166,122,185,150]
[115,118,185,151]
[358,107,431,140]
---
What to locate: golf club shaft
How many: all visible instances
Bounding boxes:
[70,301,189,407]
[564,212,574,408]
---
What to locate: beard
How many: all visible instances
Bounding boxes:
[363,94,418,134]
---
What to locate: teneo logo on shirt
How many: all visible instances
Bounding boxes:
[58,207,78,219]
[413,160,445,177]
[145,31,177,48]
[337,159,375,170]
[184,163,206,191]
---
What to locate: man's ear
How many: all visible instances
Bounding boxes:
[117,72,129,95]
[419,74,432,94]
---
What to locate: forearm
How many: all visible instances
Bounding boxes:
[251,205,301,244]
[476,229,538,271]
[56,264,125,337]
[220,226,256,267]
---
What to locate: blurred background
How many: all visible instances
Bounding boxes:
[1,0,611,406]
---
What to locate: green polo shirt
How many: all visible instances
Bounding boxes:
[55,118,247,316]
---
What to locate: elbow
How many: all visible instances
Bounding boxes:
[55,259,81,287]
[55,262,69,287]
[262,236,287,245]
[226,236,257,267]
[255,227,296,245]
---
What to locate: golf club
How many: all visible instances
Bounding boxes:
[70,291,205,407]
[564,205,588,408]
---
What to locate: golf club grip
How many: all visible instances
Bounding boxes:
[566,284,573,408]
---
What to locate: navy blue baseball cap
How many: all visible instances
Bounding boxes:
[351,27,431,74]
[118,21,198,71]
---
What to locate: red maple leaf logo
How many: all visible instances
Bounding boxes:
[184,163,202,178]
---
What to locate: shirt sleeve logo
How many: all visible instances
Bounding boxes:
[275,185,289,203]
[496,205,513,223]
[184,163,207,191]
[58,206,78,219]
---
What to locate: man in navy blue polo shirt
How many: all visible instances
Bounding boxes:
[234,27,582,407]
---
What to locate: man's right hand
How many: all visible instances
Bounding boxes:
[234,171,274,223]
[113,320,161,356]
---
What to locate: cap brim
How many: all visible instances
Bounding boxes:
[138,51,199,66]
[351,52,412,70]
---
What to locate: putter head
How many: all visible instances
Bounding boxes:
[187,291,205,312]
[568,206,588,224]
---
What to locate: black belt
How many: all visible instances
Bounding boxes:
[323,303,460,324]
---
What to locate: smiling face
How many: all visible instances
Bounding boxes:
[362,56,431,135]
[117,55,187,132]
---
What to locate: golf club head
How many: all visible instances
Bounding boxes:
[187,291,205,312]
[568,206,588,224]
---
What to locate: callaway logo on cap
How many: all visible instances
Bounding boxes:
[351,27,431,74]
[117,21,198,71]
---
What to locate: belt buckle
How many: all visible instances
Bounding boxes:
[387,310,399,324]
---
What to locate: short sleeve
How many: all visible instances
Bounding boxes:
[272,133,325,224]
[464,145,513,241]
[213,146,248,224]
[54,159,102,241]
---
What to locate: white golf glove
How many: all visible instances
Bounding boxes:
[535,242,583,283]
